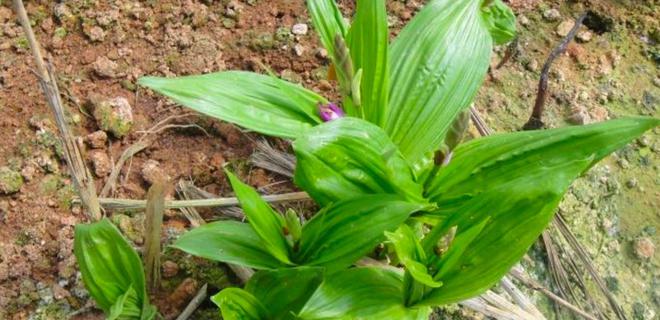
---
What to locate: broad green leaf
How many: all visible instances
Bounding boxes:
[74,219,154,317]
[245,267,324,319]
[347,0,389,126]
[306,0,351,95]
[481,0,517,45]
[139,71,324,139]
[171,220,285,270]
[298,267,430,320]
[108,287,141,320]
[306,0,348,59]
[431,218,490,280]
[211,288,267,320]
[386,0,494,165]
[296,195,425,272]
[418,117,659,305]
[226,170,292,264]
[293,117,426,206]
[385,225,441,288]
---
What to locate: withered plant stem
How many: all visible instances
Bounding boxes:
[523,12,588,130]
[91,192,310,210]
[12,0,101,221]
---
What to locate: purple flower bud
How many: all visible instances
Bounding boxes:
[318,102,345,122]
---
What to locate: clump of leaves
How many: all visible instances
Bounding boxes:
[73,0,658,318]
[74,219,158,319]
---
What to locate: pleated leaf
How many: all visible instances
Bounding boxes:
[385,225,441,288]
[306,0,348,60]
[171,220,285,270]
[245,267,324,320]
[296,195,425,272]
[481,0,517,45]
[293,117,426,206]
[418,117,659,306]
[298,267,431,320]
[74,219,155,318]
[139,71,324,139]
[226,170,292,264]
[347,0,389,126]
[211,288,267,320]
[386,0,494,165]
[306,0,353,94]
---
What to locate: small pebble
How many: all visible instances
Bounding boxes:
[93,56,119,78]
[555,20,574,37]
[633,237,655,260]
[89,151,111,177]
[315,48,328,60]
[86,131,108,149]
[577,30,593,42]
[291,23,308,35]
[141,159,167,185]
[542,8,561,22]
[518,15,530,27]
[293,44,305,56]
[85,26,106,42]
[162,261,179,278]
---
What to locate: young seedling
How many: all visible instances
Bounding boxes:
[74,219,158,320]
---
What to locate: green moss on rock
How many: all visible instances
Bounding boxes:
[91,96,134,138]
[0,166,24,194]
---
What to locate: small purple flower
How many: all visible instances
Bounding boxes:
[318,102,345,122]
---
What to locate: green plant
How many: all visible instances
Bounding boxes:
[74,219,158,319]
[174,171,427,271]
[70,0,658,318]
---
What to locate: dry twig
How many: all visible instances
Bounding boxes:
[509,269,597,320]
[175,284,208,320]
[13,0,101,220]
[144,180,166,291]
[250,139,296,178]
[554,214,627,320]
[92,192,310,210]
[523,12,588,130]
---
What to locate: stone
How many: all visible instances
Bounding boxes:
[567,105,591,125]
[291,23,308,35]
[590,106,609,122]
[0,167,23,194]
[577,30,593,42]
[89,151,111,177]
[91,96,134,137]
[86,130,108,149]
[36,152,59,173]
[542,8,561,22]
[280,69,302,84]
[0,7,12,24]
[318,80,333,91]
[209,153,226,170]
[141,159,167,185]
[633,237,655,260]
[555,20,574,37]
[525,59,539,72]
[518,15,530,27]
[293,44,305,56]
[20,164,37,182]
[85,26,106,42]
[53,4,73,22]
[162,261,179,278]
[316,48,328,60]
[93,56,119,78]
